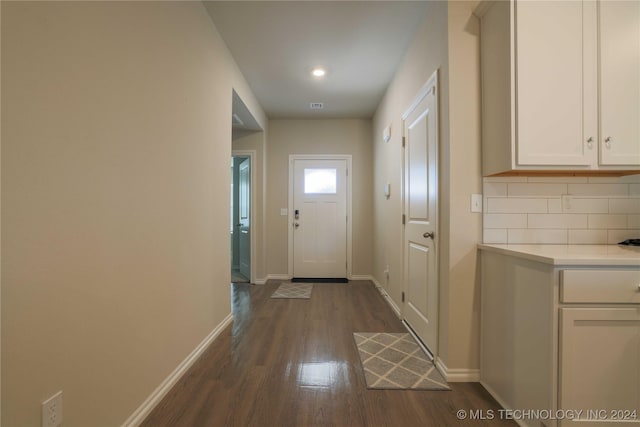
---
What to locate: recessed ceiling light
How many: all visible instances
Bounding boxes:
[312,68,326,77]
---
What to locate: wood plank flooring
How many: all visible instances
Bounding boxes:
[141,281,515,427]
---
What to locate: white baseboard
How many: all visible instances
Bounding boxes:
[371,277,401,318]
[264,274,290,282]
[262,274,374,283]
[349,274,374,281]
[121,313,233,427]
[435,358,480,382]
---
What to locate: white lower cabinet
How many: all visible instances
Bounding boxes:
[560,308,640,426]
[480,248,640,427]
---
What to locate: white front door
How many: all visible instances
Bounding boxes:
[292,159,347,278]
[402,72,439,355]
[238,158,251,279]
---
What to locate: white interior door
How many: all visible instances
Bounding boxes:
[292,159,347,278]
[238,158,250,279]
[403,73,439,355]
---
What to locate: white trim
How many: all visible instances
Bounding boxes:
[401,72,439,120]
[436,358,481,383]
[348,274,374,281]
[232,150,257,285]
[121,313,233,427]
[287,155,353,279]
[369,276,382,288]
[265,274,291,282]
[371,276,401,318]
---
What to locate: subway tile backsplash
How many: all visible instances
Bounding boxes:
[483,175,640,244]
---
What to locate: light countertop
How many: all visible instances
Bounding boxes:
[478,244,640,266]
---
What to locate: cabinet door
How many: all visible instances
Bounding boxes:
[515,1,592,166]
[600,1,640,166]
[560,308,640,425]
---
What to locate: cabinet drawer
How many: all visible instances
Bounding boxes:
[561,270,640,303]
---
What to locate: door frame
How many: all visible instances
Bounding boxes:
[287,154,353,279]
[400,70,440,355]
[231,149,257,284]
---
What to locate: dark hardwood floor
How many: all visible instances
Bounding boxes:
[141,281,515,426]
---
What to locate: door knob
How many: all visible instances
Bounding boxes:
[294,222,300,229]
[423,231,435,239]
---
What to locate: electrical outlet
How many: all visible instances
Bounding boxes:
[42,391,63,427]
[471,194,483,213]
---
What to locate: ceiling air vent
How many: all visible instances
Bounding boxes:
[310,102,324,110]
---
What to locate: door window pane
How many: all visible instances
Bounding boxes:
[304,168,337,194]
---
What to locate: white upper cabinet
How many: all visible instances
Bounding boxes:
[599,0,640,166]
[476,0,640,175]
[516,1,589,167]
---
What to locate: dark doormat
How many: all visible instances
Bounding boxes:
[292,277,348,283]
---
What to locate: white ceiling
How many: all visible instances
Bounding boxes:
[204,1,429,119]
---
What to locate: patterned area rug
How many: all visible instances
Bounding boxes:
[270,282,313,299]
[353,332,450,390]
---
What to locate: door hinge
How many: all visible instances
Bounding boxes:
[402,214,406,225]
[431,85,436,96]
[346,168,349,176]
[401,292,405,303]
[402,136,406,148]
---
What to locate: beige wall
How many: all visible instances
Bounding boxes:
[372,0,449,319]
[266,119,373,277]
[1,2,265,426]
[445,1,483,371]
[372,1,483,373]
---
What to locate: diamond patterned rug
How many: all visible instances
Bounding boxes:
[270,282,313,299]
[353,332,450,390]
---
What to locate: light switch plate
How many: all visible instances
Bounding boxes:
[471,194,482,213]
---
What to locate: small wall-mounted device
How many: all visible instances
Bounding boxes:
[384,183,391,199]
[294,209,300,219]
[383,125,391,143]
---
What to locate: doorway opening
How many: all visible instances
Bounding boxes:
[231,156,251,283]
[230,90,262,284]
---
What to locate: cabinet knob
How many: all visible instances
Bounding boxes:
[586,137,594,148]
[604,136,612,147]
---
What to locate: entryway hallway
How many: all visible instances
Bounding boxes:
[140,281,515,426]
